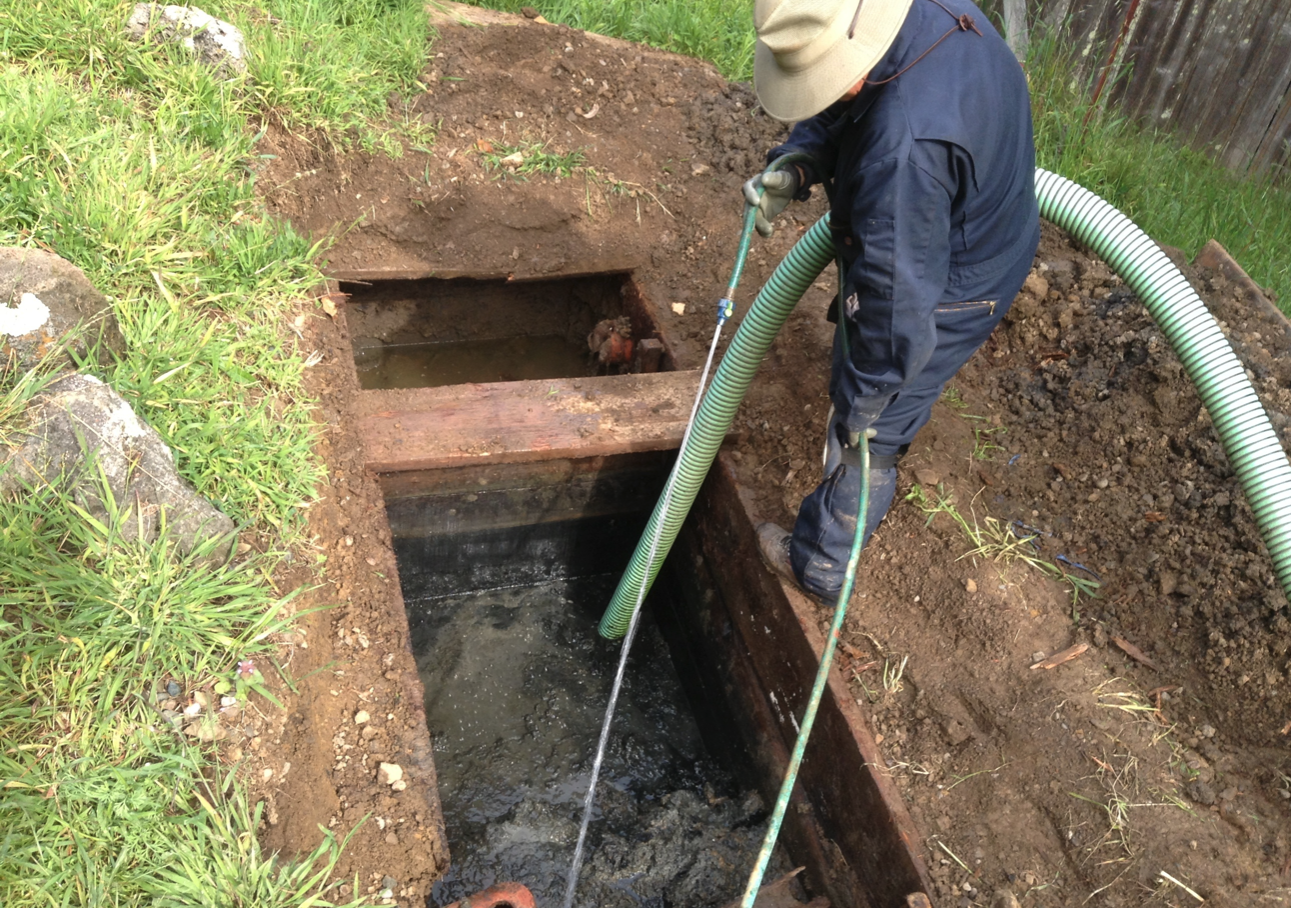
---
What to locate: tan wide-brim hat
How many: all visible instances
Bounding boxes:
[754,0,915,122]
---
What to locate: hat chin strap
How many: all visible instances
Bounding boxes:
[865,0,982,87]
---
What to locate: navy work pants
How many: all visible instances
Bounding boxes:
[789,257,1032,598]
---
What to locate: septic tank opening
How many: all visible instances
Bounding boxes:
[341,273,667,390]
[383,455,782,908]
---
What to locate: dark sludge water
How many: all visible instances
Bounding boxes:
[407,574,787,908]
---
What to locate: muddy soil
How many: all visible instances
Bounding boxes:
[249,4,1291,905]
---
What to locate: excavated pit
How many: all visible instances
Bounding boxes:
[339,264,935,908]
[386,454,785,908]
[341,273,666,390]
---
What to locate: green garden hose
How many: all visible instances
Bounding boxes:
[737,431,874,908]
[601,167,1291,632]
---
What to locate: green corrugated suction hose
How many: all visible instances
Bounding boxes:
[1034,168,1291,600]
[599,168,1291,639]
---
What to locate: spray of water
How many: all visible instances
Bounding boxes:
[562,322,725,908]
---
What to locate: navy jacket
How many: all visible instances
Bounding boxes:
[768,0,1040,432]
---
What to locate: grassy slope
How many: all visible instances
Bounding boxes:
[0,1,426,904]
[467,0,1291,310]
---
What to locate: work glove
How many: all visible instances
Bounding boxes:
[742,167,800,238]
[822,407,878,476]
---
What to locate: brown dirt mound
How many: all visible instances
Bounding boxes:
[249,4,1291,905]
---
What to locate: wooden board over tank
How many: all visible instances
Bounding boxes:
[357,370,706,472]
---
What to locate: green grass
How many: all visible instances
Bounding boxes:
[1026,29,1291,310]
[1,0,431,902]
[461,0,756,80]
[479,141,587,179]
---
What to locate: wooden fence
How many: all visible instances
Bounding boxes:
[988,0,1291,179]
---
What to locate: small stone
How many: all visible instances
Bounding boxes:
[183,702,203,717]
[1159,571,1178,596]
[992,890,1021,908]
[192,691,210,708]
[220,696,238,708]
[383,876,398,890]
[671,302,686,315]
[378,762,404,786]
[159,698,178,711]
[385,832,399,845]
[124,4,248,77]
[160,709,183,728]
[391,779,408,792]
[355,710,371,725]
[944,719,972,746]
[914,467,940,486]
[363,725,380,740]
[964,578,977,593]
[166,680,181,698]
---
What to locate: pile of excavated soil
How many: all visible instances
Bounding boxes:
[249,4,1291,905]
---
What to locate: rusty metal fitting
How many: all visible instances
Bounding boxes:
[441,882,537,908]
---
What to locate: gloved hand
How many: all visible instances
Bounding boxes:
[742,166,800,237]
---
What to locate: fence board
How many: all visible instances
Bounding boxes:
[1037,0,1291,178]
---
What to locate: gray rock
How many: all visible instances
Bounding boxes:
[0,373,234,557]
[0,248,126,371]
[125,4,247,78]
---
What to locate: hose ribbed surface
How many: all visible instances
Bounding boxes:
[598,216,837,638]
[1035,167,1291,601]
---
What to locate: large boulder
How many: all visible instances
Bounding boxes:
[125,4,248,78]
[0,374,234,558]
[0,248,126,371]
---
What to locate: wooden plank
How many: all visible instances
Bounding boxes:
[357,371,704,472]
[686,456,936,908]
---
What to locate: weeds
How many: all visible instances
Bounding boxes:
[940,386,969,410]
[905,484,1101,611]
[882,654,909,694]
[479,141,587,179]
[969,422,1006,462]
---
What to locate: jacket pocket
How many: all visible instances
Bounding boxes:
[856,218,895,300]
[935,298,998,315]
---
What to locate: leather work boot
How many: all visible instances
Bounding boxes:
[755,522,830,607]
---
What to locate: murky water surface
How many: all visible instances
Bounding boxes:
[407,576,776,908]
[355,335,589,390]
